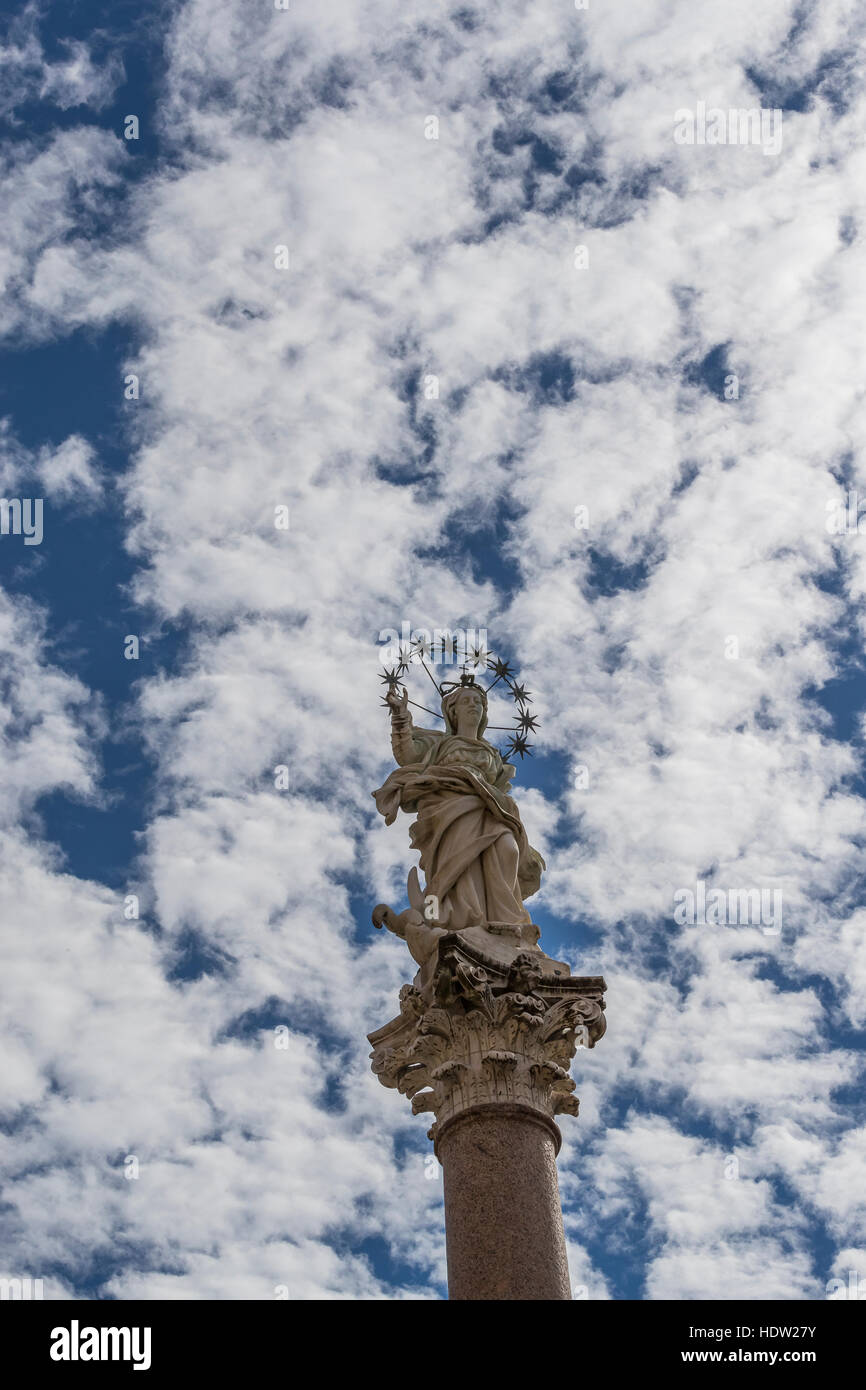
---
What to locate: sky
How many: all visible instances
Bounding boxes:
[0,0,864,1301]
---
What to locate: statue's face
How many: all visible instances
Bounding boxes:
[453,688,484,731]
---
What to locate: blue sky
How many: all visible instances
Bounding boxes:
[1,0,865,1300]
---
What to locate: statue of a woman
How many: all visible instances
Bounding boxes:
[372,677,546,972]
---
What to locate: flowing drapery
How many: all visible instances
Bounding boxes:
[373,762,543,931]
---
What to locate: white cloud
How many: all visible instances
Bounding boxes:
[37,435,102,499]
[0,5,123,119]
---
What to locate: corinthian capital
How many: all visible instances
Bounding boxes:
[368,934,606,1151]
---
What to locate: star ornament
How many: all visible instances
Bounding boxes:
[376,634,541,756]
[439,633,457,661]
[505,733,533,760]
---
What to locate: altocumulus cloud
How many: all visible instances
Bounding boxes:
[0,0,864,1299]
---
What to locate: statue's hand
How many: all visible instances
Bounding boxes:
[386,685,410,719]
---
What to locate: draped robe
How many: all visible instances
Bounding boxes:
[373,727,544,932]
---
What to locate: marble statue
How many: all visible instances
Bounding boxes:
[372,677,553,984]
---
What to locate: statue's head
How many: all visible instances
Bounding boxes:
[441,680,488,739]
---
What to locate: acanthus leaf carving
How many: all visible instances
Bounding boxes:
[368,933,606,1146]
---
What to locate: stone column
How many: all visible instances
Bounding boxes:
[368,934,606,1301]
[438,1105,570,1300]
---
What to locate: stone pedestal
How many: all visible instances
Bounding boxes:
[368,932,606,1301]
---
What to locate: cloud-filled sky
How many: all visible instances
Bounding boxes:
[0,0,864,1300]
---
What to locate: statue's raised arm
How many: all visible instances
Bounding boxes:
[384,684,432,766]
